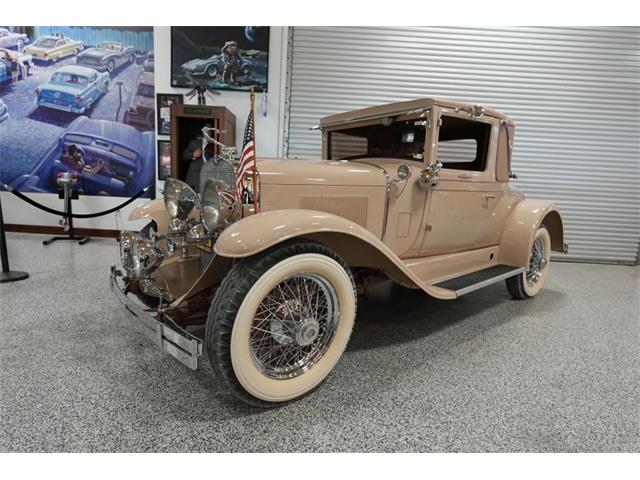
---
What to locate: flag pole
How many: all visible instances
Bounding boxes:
[250,86,260,213]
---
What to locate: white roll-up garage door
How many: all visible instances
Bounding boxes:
[284,27,640,264]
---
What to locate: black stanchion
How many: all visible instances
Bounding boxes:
[0,193,29,283]
[43,184,90,246]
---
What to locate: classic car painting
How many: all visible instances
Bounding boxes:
[76,41,135,74]
[35,65,110,114]
[0,98,8,123]
[111,97,567,406]
[123,71,155,131]
[24,35,83,62]
[0,28,28,49]
[10,116,154,197]
[171,26,269,91]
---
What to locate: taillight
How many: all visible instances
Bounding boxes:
[35,87,40,95]
[75,95,81,103]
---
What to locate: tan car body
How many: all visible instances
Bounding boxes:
[130,97,564,306]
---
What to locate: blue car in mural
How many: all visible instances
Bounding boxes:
[10,116,155,197]
[76,41,135,74]
[0,98,8,123]
[36,65,110,114]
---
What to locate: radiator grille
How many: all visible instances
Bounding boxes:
[299,195,369,227]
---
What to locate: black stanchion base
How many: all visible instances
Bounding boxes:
[0,270,29,283]
[43,236,91,246]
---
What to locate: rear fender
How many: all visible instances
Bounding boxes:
[499,200,565,268]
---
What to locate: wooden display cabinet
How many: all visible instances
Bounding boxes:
[170,104,236,182]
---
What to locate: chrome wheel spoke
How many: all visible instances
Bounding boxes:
[248,273,339,379]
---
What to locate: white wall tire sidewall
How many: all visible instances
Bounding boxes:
[230,253,356,402]
[523,227,551,297]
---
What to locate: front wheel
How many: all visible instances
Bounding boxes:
[206,241,357,407]
[506,226,551,299]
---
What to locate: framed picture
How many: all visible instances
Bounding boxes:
[157,140,172,180]
[157,93,183,135]
[171,26,269,92]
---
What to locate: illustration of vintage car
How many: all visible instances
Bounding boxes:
[0,28,28,49]
[111,97,567,406]
[181,53,252,80]
[0,98,8,123]
[35,65,109,114]
[0,48,32,84]
[76,41,135,74]
[23,35,83,62]
[143,52,154,73]
[10,116,154,197]
[123,71,155,131]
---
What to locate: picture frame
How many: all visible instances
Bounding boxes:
[157,140,172,180]
[171,26,270,92]
[156,93,183,135]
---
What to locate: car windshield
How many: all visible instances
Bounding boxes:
[328,117,427,161]
[51,72,88,86]
[137,84,154,97]
[35,38,57,48]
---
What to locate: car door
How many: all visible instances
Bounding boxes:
[419,107,505,257]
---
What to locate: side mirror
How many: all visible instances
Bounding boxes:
[418,161,442,188]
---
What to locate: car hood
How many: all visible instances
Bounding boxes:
[182,58,208,69]
[257,158,387,187]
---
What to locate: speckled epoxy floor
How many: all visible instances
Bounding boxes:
[0,232,638,452]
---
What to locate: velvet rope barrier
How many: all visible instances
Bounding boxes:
[1,184,152,219]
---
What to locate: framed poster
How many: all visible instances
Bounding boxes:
[156,93,183,135]
[171,26,269,92]
[157,140,172,180]
[0,26,156,198]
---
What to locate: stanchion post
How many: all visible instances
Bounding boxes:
[0,192,29,283]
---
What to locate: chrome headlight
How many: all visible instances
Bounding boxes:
[164,179,198,220]
[130,238,164,277]
[201,180,240,232]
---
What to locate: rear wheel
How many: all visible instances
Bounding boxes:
[506,226,551,299]
[206,241,357,407]
[206,65,218,78]
[107,60,115,73]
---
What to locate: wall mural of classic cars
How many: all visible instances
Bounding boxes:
[0,26,155,198]
[171,26,269,92]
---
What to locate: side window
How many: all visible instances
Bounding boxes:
[437,115,492,172]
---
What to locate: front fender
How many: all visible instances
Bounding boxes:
[128,198,170,233]
[215,209,456,300]
[499,200,565,268]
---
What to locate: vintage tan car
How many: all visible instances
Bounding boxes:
[111,97,567,406]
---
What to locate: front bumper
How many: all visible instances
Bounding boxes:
[110,266,203,370]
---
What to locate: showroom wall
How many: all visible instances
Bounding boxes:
[1,26,288,231]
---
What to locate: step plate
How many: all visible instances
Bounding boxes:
[434,265,524,296]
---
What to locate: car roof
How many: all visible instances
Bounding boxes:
[53,65,97,77]
[38,35,59,41]
[320,97,513,128]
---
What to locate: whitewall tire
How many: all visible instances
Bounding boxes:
[506,226,552,299]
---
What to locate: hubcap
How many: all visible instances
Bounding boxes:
[527,237,547,286]
[249,273,339,379]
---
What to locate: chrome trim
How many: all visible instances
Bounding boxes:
[110,266,202,370]
[455,267,525,297]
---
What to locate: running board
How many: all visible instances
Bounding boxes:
[433,265,525,297]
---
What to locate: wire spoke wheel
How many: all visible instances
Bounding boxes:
[526,237,548,286]
[249,273,339,380]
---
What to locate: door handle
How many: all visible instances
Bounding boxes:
[482,193,496,200]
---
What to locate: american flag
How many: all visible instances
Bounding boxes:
[235,109,256,199]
